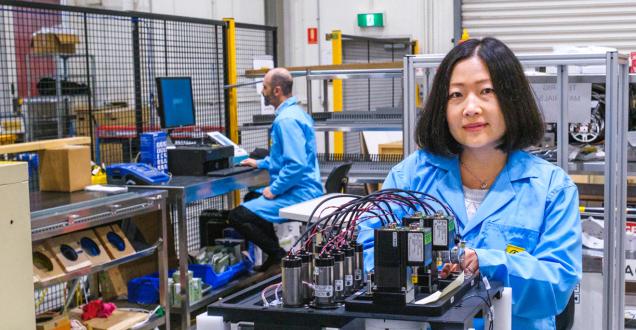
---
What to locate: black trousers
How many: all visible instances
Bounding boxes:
[228,205,284,258]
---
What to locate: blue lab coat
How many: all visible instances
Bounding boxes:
[357,150,582,329]
[243,96,323,223]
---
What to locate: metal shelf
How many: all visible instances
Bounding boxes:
[34,240,162,289]
[131,314,166,330]
[31,190,166,242]
[524,73,636,84]
[305,68,402,80]
[240,121,402,132]
[314,121,402,132]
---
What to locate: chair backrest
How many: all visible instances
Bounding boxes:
[556,293,575,330]
[325,162,352,194]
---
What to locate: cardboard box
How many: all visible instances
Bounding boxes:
[31,28,79,55]
[39,145,91,192]
[36,314,71,330]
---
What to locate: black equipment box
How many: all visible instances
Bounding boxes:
[345,276,477,316]
[168,145,233,176]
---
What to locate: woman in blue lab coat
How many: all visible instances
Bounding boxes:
[357,38,582,329]
[229,68,323,271]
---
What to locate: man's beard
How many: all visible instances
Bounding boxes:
[263,93,272,106]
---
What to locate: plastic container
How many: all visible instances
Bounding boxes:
[189,259,251,289]
[129,255,252,304]
[127,276,159,304]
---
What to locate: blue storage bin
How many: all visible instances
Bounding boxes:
[190,258,251,289]
[127,276,159,304]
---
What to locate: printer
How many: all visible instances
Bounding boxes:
[168,145,234,176]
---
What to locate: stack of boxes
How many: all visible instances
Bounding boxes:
[140,132,168,172]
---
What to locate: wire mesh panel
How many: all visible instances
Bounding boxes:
[234,23,276,154]
[138,19,226,148]
[341,35,410,154]
[171,196,228,254]
[0,1,227,180]
[0,1,267,319]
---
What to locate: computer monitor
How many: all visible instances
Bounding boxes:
[155,77,196,129]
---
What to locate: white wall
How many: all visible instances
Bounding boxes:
[283,0,454,103]
[70,0,265,24]
[283,0,454,67]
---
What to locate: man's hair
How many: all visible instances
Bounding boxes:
[269,68,293,96]
[415,37,544,156]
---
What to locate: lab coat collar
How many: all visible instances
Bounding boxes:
[429,150,540,236]
[274,96,299,116]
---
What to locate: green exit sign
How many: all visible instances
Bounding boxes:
[357,13,384,27]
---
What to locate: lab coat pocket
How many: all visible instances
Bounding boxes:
[484,222,540,254]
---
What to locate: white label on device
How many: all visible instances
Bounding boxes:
[433,219,448,247]
[335,280,344,291]
[314,285,333,298]
[345,275,354,286]
[408,232,424,262]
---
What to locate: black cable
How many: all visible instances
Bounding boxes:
[458,294,494,330]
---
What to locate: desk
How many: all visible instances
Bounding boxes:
[128,169,269,329]
[279,193,358,223]
[208,274,503,330]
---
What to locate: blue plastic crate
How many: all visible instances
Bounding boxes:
[133,256,252,300]
[127,276,159,304]
[189,258,251,289]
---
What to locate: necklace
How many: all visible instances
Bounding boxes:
[460,161,489,190]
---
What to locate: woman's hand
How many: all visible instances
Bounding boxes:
[462,248,479,276]
[440,263,461,279]
[440,248,480,278]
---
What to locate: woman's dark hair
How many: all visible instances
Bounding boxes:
[415,37,544,156]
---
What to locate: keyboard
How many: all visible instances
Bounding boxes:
[207,166,255,177]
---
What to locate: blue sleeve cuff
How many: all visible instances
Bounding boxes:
[474,248,506,279]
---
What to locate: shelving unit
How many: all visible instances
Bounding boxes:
[30,189,170,329]
[24,53,96,141]
[128,171,271,330]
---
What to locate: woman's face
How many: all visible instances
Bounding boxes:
[446,56,506,153]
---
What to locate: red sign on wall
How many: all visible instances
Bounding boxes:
[307,27,318,44]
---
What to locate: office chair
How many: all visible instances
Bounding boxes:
[556,293,575,330]
[324,162,352,194]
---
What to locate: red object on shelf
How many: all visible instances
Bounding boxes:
[81,300,117,320]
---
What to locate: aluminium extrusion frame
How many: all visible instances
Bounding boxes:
[403,52,629,330]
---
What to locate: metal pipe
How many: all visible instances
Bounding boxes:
[282,256,303,307]
[313,255,335,308]
[300,251,313,303]
[351,242,364,290]
[343,246,354,295]
[332,250,344,302]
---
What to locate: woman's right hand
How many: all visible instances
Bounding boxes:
[440,263,461,279]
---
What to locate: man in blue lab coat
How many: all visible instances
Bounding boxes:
[229,68,323,271]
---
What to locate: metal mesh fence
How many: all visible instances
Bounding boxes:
[0,2,226,185]
[234,23,276,154]
[171,196,228,255]
[341,35,410,154]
